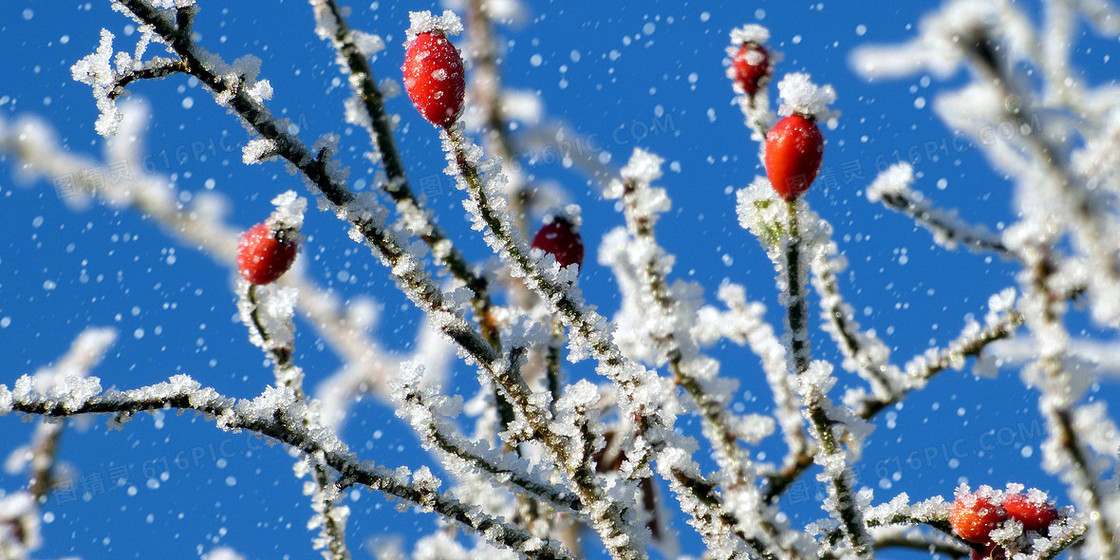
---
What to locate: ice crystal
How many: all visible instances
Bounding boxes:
[406,10,464,43]
[776,73,838,122]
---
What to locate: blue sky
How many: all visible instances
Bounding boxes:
[0,0,1116,558]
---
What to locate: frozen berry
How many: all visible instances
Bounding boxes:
[730,42,771,96]
[532,217,584,274]
[764,114,824,201]
[237,222,299,285]
[1002,493,1058,533]
[402,30,465,127]
[950,493,1006,544]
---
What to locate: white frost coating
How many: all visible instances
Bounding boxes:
[619,148,665,186]
[730,24,770,45]
[796,361,836,404]
[71,30,122,136]
[736,178,788,253]
[243,138,278,164]
[502,314,548,349]
[246,79,273,104]
[270,190,308,231]
[865,162,914,202]
[239,281,300,354]
[864,493,950,526]
[351,31,386,58]
[406,10,464,43]
[310,1,339,40]
[13,374,103,414]
[695,281,803,452]
[776,73,838,122]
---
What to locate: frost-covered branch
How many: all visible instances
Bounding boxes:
[0,327,117,560]
[29,0,1118,557]
[87,0,509,406]
[234,221,352,560]
[392,364,582,513]
[854,0,1120,326]
[605,150,753,484]
[694,282,811,500]
[1021,246,1119,559]
[0,107,411,428]
[802,202,904,400]
[1,376,576,560]
[781,200,871,557]
[77,5,636,554]
[853,4,1120,556]
[867,163,1011,257]
[309,0,502,354]
[442,83,795,557]
[761,291,1023,501]
[441,118,778,559]
[855,289,1023,419]
[602,149,799,558]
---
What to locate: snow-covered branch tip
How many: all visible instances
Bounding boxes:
[868,163,1011,256]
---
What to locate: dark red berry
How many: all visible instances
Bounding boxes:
[950,493,1006,544]
[970,543,1007,560]
[237,222,299,285]
[1002,493,1058,533]
[402,30,465,127]
[731,42,770,96]
[764,114,824,201]
[532,218,584,274]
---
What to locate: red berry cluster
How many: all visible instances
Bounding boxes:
[531,217,584,276]
[402,30,466,128]
[950,487,1059,558]
[237,222,300,285]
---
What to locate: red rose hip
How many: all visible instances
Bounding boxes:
[402,30,465,127]
[764,114,824,201]
[731,42,771,96]
[1002,493,1058,532]
[237,222,299,285]
[950,493,1006,544]
[532,217,584,274]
